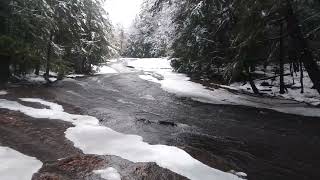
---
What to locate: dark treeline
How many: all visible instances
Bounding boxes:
[0,0,114,83]
[125,0,320,95]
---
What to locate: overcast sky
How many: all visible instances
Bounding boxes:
[104,0,143,28]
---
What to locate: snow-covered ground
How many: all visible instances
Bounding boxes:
[66,74,85,78]
[94,167,121,180]
[126,58,320,117]
[231,66,320,106]
[18,74,57,83]
[0,146,42,180]
[93,65,119,74]
[0,98,243,180]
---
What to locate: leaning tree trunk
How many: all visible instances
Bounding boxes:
[246,67,260,95]
[286,0,320,94]
[0,55,10,83]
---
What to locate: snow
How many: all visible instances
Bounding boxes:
[127,58,320,117]
[229,170,247,178]
[0,146,42,180]
[23,74,57,83]
[94,167,121,180]
[25,74,46,83]
[0,98,242,180]
[139,75,160,83]
[66,74,85,78]
[20,98,64,112]
[0,91,8,95]
[231,66,320,106]
[93,65,118,74]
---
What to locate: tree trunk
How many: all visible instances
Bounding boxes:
[286,0,320,94]
[0,55,10,83]
[279,23,286,94]
[246,67,260,95]
[45,32,53,80]
[300,60,304,93]
[35,64,40,75]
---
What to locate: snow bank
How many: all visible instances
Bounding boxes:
[231,66,320,106]
[93,65,118,74]
[0,91,8,95]
[0,98,242,180]
[127,58,320,117]
[66,74,85,78]
[94,167,121,180]
[0,146,42,180]
[24,74,57,83]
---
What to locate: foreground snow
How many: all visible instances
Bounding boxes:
[0,146,42,180]
[0,98,242,180]
[94,167,121,180]
[127,58,320,117]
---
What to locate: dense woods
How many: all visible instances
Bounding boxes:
[0,0,114,83]
[125,0,320,95]
[1,0,319,96]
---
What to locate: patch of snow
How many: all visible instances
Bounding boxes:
[94,65,118,74]
[39,71,57,77]
[139,75,160,83]
[0,98,242,180]
[20,98,64,112]
[231,65,320,106]
[229,170,247,178]
[49,78,57,82]
[0,146,42,180]
[0,91,8,95]
[108,59,119,63]
[25,74,46,83]
[236,172,247,177]
[66,74,85,78]
[23,74,56,83]
[127,58,320,117]
[94,167,121,180]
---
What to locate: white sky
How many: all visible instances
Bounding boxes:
[104,0,143,28]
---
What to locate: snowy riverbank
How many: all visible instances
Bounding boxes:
[123,58,320,117]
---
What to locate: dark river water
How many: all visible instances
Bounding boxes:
[29,70,319,180]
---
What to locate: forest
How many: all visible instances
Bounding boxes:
[1,1,320,180]
[124,0,320,95]
[0,0,115,83]
[1,0,320,97]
